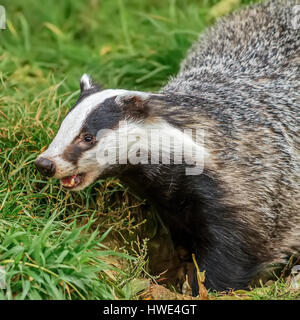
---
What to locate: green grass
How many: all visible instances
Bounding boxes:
[0,0,298,300]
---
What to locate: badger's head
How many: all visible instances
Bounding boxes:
[35,74,208,190]
[35,74,158,190]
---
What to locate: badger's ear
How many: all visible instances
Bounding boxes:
[115,93,150,116]
[80,74,101,92]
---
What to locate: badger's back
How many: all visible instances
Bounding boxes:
[162,0,300,261]
[177,0,299,78]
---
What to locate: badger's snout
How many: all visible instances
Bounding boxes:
[35,157,56,177]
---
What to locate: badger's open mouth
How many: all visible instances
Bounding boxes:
[60,173,85,189]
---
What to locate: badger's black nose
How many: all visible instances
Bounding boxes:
[35,157,56,177]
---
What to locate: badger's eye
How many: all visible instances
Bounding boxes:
[82,134,94,144]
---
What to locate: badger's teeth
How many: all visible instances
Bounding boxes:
[69,177,75,187]
[61,174,82,188]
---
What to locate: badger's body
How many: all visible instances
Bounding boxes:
[36,0,300,293]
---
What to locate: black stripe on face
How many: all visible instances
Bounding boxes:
[81,96,124,135]
[62,96,124,166]
[62,143,90,166]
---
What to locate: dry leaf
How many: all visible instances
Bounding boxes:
[210,0,240,18]
[192,254,208,300]
[100,45,112,56]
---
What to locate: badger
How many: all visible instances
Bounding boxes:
[35,0,300,294]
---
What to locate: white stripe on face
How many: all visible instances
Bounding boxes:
[41,89,128,159]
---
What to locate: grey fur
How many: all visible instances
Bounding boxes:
[161,0,300,260]
[97,0,299,291]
